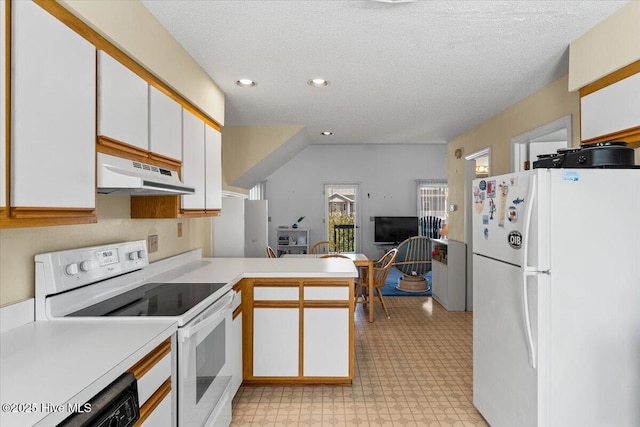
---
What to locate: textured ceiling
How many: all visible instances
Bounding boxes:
[142,0,627,145]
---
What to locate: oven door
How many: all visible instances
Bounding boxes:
[176,292,233,427]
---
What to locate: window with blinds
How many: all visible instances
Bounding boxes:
[249,181,267,200]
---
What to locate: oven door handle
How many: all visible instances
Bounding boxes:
[178,293,233,342]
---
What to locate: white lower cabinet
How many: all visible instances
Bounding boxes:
[303,308,349,377]
[139,393,171,427]
[431,240,467,311]
[129,339,174,427]
[253,308,299,377]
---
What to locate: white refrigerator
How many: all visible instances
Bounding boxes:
[472,168,640,427]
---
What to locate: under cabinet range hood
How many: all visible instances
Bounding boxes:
[97,152,195,196]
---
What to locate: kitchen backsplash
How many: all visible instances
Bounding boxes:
[0,195,211,307]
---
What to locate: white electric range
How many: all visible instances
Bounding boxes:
[35,240,235,427]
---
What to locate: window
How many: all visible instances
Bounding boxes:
[416,180,448,238]
[249,181,267,200]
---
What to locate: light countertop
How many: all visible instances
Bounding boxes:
[0,320,176,427]
[0,255,357,426]
[150,257,359,286]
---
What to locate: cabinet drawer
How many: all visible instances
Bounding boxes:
[304,287,349,301]
[128,340,172,407]
[254,286,298,301]
[137,380,172,427]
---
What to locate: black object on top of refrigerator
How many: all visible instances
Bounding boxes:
[532,141,637,169]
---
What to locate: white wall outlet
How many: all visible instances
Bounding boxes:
[148,235,159,253]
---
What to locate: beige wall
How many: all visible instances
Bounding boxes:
[59,0,224,125]
[1,1,218,307]
[569,1,640,91]
[447,75,580,242]
[0,196,210,306]
[223,126,304,186]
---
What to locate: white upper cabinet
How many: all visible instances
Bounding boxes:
[581,72,640,141]
[149,86,182,161]
[11,0,95,208]
[204,124,222,211]
[181,109,205,210]
[0,0,6,209]
[98,50,148,150]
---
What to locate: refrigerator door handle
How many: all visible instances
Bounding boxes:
[522,271,537,369]
[521,173,537,369]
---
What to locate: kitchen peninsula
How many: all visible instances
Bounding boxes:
[0,254,357,427]
[177,257,358,385]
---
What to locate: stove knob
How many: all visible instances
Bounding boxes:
[137,250,146,259]
[128,251,139,261]
[79,260,95,272]
[65,263,79,275]
[578,155,587,164]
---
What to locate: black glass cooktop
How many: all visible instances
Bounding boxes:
[68,282,227,317]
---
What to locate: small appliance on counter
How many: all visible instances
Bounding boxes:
[532,140,637,169]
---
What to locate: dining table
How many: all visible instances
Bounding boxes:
[282,253,376,322]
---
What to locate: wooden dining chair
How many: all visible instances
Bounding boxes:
[266,246,277,258]
[355,248,398,319]
[309,240,336,254]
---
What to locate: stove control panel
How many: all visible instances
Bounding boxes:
[36,240,149,296]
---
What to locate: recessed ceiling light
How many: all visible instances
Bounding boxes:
[236,79,256,87]
[308,78,329,87]
[321,131,333,136]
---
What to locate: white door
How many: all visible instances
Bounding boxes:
[245,200,268,257]
[472,171,534,265]
[473,255,538,427]
[324,184,358,252]
[545,168,640,427]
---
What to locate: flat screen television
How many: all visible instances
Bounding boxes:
[374,216,419,245]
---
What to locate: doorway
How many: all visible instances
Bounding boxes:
[511,115,571,172]
[464,148,491,311]
[324,184,359,253]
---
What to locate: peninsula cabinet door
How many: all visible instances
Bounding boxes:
[11,0,95,209]
[253,308,299,377]
[303,308,349,377]
[97,50,149,151]
[181,109,205,210]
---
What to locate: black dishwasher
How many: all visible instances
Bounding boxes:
[57,372,139,427]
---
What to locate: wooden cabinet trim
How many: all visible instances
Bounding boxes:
[580,125,640,148]
[253,301,299,309]
[303,301,350,309]
[232,282,243,292]
[243,277,354,384]
[128,339,171,380]
[97,136,182,169]
[232,304,242,319]
[32,0,221,131]
[579,60,640,97]
[134,378,171,427]
[301,279,351,287]
[243,377,352,386]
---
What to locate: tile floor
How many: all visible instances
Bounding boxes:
[231,297,489,426]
